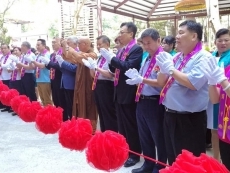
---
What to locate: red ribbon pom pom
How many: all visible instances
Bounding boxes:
[86,130,129,172]
[58,117,93,151]
[18,101,42,122]
[0,89,19,106]
[0,83,9,93]
[35,105,63,134]
[10,95,30,114]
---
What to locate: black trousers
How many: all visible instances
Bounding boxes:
[51,81,66,121]
[136,97,167,170]
[115,101,141,159]
[9,80,23,94]
[0,80,10,110]
[63,88,74,121]
[94,80,117,132]
[21,73,37,101]
[219,139,230,171]
[164,110,207,165]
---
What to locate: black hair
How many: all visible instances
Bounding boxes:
[13,47,21,52]
[31,48,37,54]
[162,35,176,49]
[21,41,31,49]
[141,28,160,41]
[37,39,46,46]
[120,22,137,39]
[215,28,230,40]
[97,35,110,46]
[1,43,10,49]
[179,20,203,41]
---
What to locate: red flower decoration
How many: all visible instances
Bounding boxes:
[86,130,129,172]
[18,101,42,122]
[10,95,30,114]
[0,83,9,93]
[0,89,19,106]
[35,105,63,134]
[59,117,93,151]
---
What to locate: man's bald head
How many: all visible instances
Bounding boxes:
[52,37,61,51]
[78,37,93,52]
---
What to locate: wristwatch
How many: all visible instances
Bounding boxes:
[169,69,175,76]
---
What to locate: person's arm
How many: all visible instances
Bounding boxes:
[209,85,220,104]
[32,61,45,68]
[110,46,142,72]
[46,61,60,70]
[16,62,35,70]
[96,68,113,79]
[61,61,77,73]
[170,69,196,90]
[219,79,230,98]
[143,73,168,87]
[157,73,169,87]
[63,47,97,64]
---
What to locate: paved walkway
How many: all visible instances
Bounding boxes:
[0,112,144,173]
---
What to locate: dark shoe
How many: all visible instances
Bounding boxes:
[206,143,212,149]
[1,108,9,112]
[124,158,140,168]
[12,113,17,116]
[8,109,13,113]
[132,165,153,173]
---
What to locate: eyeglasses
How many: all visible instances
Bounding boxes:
[118,31,130,35]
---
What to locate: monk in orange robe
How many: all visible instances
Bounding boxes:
[61,37,98,131]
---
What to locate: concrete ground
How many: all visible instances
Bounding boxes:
[0,111,213,173]
[0,111,144,173]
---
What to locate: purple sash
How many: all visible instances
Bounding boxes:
[36,49,48,78]
[218,69,230,144]
[50,48,62,80]
[159,42,202,104]
[21,50,31,77]
[0,53,10,75]
[114,39,136,86]
[92,57,106,90]
[135,47,163,102]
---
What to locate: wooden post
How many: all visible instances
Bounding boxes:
[97,0,102,36]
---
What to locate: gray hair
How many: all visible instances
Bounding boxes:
[21,41,31,49]
[67,36,78,44]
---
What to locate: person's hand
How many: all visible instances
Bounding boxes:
[125,68,139,78]
[126,75,143,85]
[199,57,227,85]
[82,59,93,69]
[9,62,17,70]
[9,56,19,63]
[56,55,64,67]
[24,55,34,63]
[88,57,97,69]
[61,39,67,48]
[100,48,116,63]
[41,56,50,65]
[156,52,174,74]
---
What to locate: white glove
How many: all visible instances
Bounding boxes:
[199,57,227,85]
[10,56,19,63]
[41,56,50,65]
[88,57,97,69]
[100,48,116,63]
[25,55,34,63]
[82,59,93,69]
[125,68,139,78]
[126,75,143,85]
[156,52,175,74]
[56,55,64,67]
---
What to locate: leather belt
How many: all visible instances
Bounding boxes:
[165,107,192,114]
[140,95,159,100]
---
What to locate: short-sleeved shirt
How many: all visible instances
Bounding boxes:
[163,50,211,112]
[0,54,14,80]
[21,53,36,73]
[97,55,113,81]
[139,55,161,96]
[36,52,50,83]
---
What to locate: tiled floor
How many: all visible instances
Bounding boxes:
[0,111,213,173]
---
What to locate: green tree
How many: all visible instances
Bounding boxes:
[48,21,59,38]
[0,0,18,44]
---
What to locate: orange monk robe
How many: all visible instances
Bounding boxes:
[62,46,98,131]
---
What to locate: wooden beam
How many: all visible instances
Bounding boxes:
[147,0,162,19]
[149,10,230,21]
[114,0,129,10]
[101,6,147,21]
